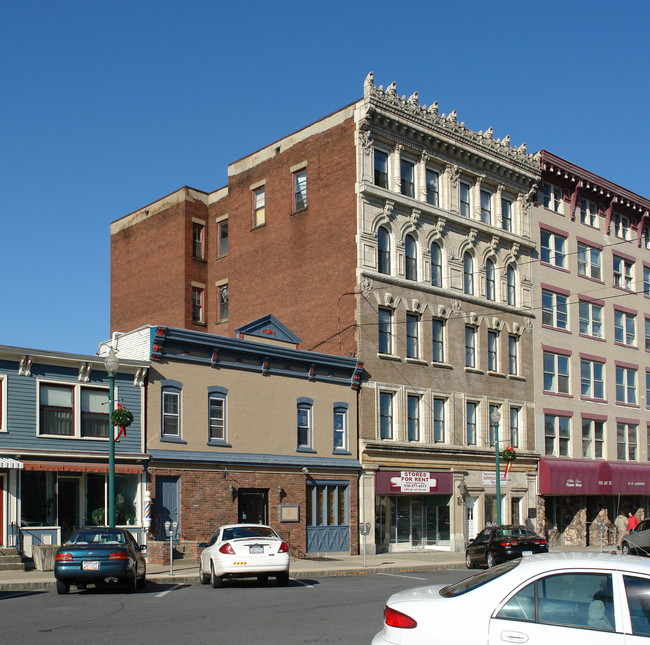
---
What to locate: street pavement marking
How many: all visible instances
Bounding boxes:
[155,584,185,597]
[377,573,427,580]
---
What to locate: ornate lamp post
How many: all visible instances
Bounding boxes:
[104,347,119,528]
[491,409,502,526]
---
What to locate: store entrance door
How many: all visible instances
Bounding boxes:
[238,489,267,524]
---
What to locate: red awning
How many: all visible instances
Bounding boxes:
[609,463,650,495]
[22,461,143,475]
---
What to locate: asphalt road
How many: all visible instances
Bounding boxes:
[0,569,471,644]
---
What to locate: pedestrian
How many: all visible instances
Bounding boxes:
[628,512,640,532]
[615,513,628,549]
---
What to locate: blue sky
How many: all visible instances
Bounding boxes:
[2,0,649,354]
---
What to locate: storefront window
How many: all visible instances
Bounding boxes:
[86,474,106,525]
[115,474,138,525]
[376,495,450,547]
[21,471,56,526]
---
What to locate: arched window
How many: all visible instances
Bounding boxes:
[431,243,442,287]
[405,234,417,281]
[486,258,496,301]
[463,252,474,295]
[507,265,517,305]
[377,227,391,275]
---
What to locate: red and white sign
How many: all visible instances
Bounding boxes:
[375,470,452,495]
[391,471,437,493]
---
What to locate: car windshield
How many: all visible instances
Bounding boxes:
[495,527,536,538]
[222,526,278,541]
[440,559,520,597]
[67,530,126,545]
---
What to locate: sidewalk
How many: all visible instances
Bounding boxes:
[0,545,613,592]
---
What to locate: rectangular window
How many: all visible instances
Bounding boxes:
[374,149,388,188]
[80,388,110,438]
[616,366,637,405]
[379,391,394,440]
[432,318,445,363]
[508,335,519,376]
[614,310,636,346]
[378,307,394,354]
[297,403,312,448]
[577,242,602,280]
[407,395,420,441]
[579,199,598,227]
[543,183,563,212]
[646,372,650,408]
[541,230,567,268]
[40,384,74,436]
[581,359,605,400]
[645,266,650,297]
[613,256,634,290]
[646,318,650,351]
[426,169,439,206]
[192,287,204,323]
[480,190,492,225]
[543,351,570,394]
[579,301,603,338]
[614,212,630,240]
[542,289,568,330]
[617,423,637,461]
[509,407,520,448]
[465,326,477,368]
[488,330,498,372]
[162,390,180,437]
[217,220,228,257]
[217,284,228,322]
[460,181,471,217]
[252,187,265,227]
[400,159,415,198]
[501,198,512,232]
[209,395,225,441]
[545,414,570,456]
[293,170,307,211]
[582,419,604,459]
[433,397,445,443]
[466,401,478,445]
[406,313,420,359]
[333,406,347,451]
[192,223,205,259]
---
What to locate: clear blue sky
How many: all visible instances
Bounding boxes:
[2,0,649,354]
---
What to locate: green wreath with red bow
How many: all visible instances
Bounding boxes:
[501,446,517,476]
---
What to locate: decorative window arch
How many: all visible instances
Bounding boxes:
[377,226,391,275]
[405,233,418,281]
[486,258,496,301]
[463,252,475,295]
[431,242,443,287]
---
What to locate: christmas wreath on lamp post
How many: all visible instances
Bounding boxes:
[110,403,133,440]
[501,446,517,476]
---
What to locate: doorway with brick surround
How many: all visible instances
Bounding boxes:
[238,489,267,524]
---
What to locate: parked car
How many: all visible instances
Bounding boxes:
[54,527,147,594]
[622,519,650,556]
[373,551,650,644]
[198,523,290,588]
[465,524,548,568]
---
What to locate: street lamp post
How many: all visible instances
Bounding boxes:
[491,409,502,526]
[104,348,119,528]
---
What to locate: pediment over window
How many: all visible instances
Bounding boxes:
[235,315,302,348]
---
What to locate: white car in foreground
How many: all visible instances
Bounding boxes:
[198,523,290,588]
[372,552,650,644]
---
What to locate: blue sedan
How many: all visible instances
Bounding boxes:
[54,528,147,594]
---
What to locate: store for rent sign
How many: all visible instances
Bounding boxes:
[393,471,437,493]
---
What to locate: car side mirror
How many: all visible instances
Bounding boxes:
[198,542,208,549]
[139,544,147,551]
[467,538,475,544]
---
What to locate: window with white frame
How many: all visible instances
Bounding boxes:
[540,230,567,268]
[460,181,471,217]
[487,330,499,372]
[431,243,442,287]
[582,418,604,459]
[378,307,394,355]
[480,190,492,225]
[426,168,439,206]
[465,326,477,368]
[466,401,478,445]
[578,301,602,338]
[579,199,598,227]
[645,318,650,351]
[377,226,391,274]
[80,388,110,438]
[433,397,446,443]
[463,252,474,295]
[192,286,204,324]
[293,170,307,211]
[217,284,228,322]
[617,422,637,461]
[647,372,650,407]
[405,234,418,281]
[501,198,512,232]
[406,312,420,359]
[644,266,650,296]
[577,242,602,280]
[507,266,517,306]
[616,366,637,405]
[542,289,568,330]
[407,394,420,441]
[432,318,445,363]
[543,183,563,212]
[400,158,415,198]
[613,212,630,240]
[613,256,634,290]
[252,187,265,227]
[297,398,313,449]
[580,359,605,400]
[509,407,520,448]
[614,310,636,346]
[379,391,394,440]
[208,386,227,442]
[543,351,570,394]
[545,414,570,456]
[333,403,348,452]
[162,381,181,438]
[508,335,519,375]
[486,258,496,301]
[374,149,389,188]
[192,223,205,259]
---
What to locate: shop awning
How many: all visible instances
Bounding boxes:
[0,457,23,469]
[609,462,650,495]
[22,461,142,474]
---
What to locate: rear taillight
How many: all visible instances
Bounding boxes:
[384,605,417,629]
[109,551,129,560]
[219,543,235,555]
[55,552,73,562]
[499,541,513,547]
[278,542,289,553]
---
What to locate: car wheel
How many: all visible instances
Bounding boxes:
[257,574,269,586]
[622,542,631,555]
[199,561,209,584]
[210,562,223,588]
[56,580,70,595]
[137,570,147,589]
[276,572,289,587]
[125,567,137,593]
[465,552,474,569]
[486,552,496,568]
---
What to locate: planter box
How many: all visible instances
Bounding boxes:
[32,545,59,571]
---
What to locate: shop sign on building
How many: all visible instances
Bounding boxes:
[375,470,453,495]
[482,472,510,486]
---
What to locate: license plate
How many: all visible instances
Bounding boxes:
[249,545,264,554]
[522,550,533,556]
[82,560,99,570]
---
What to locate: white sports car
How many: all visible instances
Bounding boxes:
[372,552,650,644]
[198,523,290,588]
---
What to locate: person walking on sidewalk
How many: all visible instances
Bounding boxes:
[615,513,628,549]
[628,512,640,532]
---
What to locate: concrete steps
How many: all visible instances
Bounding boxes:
[0,548,27,572]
